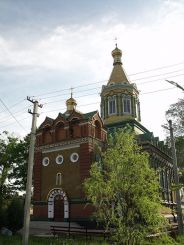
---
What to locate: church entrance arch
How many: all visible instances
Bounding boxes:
[48,188,69,220]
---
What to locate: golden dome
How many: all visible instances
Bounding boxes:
[112,46,122,58]
[66,96,77,111]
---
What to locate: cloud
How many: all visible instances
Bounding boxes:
[0,0,184,138]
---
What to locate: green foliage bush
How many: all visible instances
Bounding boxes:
[85,128,168,244]
[6,197,24,232]
[0,206,7,228]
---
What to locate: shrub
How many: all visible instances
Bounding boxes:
[6,198,24,232]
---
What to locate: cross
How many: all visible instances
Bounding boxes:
[70,87,74,98]
[114,37,118,48]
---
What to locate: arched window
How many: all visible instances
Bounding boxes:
[69,118,80,138]
[43,126,52,144]
[123,96,131,114]
[95,120,101,139]
[56,173,62,186]
[55,122,65,141]
[108,96,116,115]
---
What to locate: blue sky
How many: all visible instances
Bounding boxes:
[0,0,184,139]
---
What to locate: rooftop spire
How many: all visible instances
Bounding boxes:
[107,45,130,85]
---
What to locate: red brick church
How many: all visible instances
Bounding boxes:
[33,45,175,222]
[33,95,107,221]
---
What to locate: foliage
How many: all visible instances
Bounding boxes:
[6,197,24,232]
[165,98,184,136]
[0,131,29,229]
[0,131,29,203]
[85,128,167,244]
[0,235,108,245]
[1,234,184,245]
[175,136,184,168]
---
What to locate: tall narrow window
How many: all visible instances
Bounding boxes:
[101,103,104,119]
[123,96,131,114]
[56,173,62,186]
[108,97,116,115]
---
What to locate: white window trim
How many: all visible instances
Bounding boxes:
[108,96,116,115]
[42,157,49,166]
[56,155,64,164]
[70,152,79,163]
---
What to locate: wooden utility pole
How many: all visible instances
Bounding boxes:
[22,97,42,245]
[169,119,183,234]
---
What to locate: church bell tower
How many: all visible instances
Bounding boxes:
[101,45,144,134]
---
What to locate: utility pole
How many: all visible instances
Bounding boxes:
[22,97,42,245]
[168,120,183,234]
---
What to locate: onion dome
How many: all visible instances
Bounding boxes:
[66,96,77,111]
[108,45,130,85]
[112,45,122,65]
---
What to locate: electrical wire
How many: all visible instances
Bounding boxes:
[0,99,26,114]
[1,62,184,127]
[0,116,30,129]
[132,69,184,82]
[0,98,27,132]
[30,61,184,98]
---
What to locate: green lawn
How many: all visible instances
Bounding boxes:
[0,235,108,245]
[1,234,184,245]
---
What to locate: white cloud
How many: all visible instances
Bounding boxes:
[0,0,184,138]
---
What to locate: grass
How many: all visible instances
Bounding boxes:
[0,235,108,245]
[1,234,184,245]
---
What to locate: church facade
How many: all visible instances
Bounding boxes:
[33,45,175,222]
[33,96,107,221]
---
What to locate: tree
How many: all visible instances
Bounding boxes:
[84,129,167,244]
[165,99,184,183]
[0,131,29,211]
[165,98,184,136]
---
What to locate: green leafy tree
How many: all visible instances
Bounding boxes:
[0,131,29,211]
[85,129,167,244]
[165,98,184,136]
[165,99,184,184]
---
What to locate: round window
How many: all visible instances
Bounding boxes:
[56,155,64,164]
[70,153,79,163]
[42,157,49,166]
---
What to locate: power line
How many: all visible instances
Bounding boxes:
[30,61,184,98]
[0,98,27,132]
[0,84,182,129]
[40,85,181,114]
[138,73,184,85]
[1,63,184,125]
[37,72,184,103]
[0,116,30,129]
[0,99,26,114]
[0,106,31,123]
[40,101,101,115]
[128,61,184,76]
[133,68,184,82]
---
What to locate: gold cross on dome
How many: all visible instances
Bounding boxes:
[70,87,74,98]
[114,37,118,48]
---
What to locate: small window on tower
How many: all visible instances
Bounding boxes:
[108,97,116,115]
[123,96,131,114]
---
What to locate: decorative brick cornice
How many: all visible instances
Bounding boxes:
[35,137,94,152]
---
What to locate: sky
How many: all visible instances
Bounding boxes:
[0,0,184,140]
